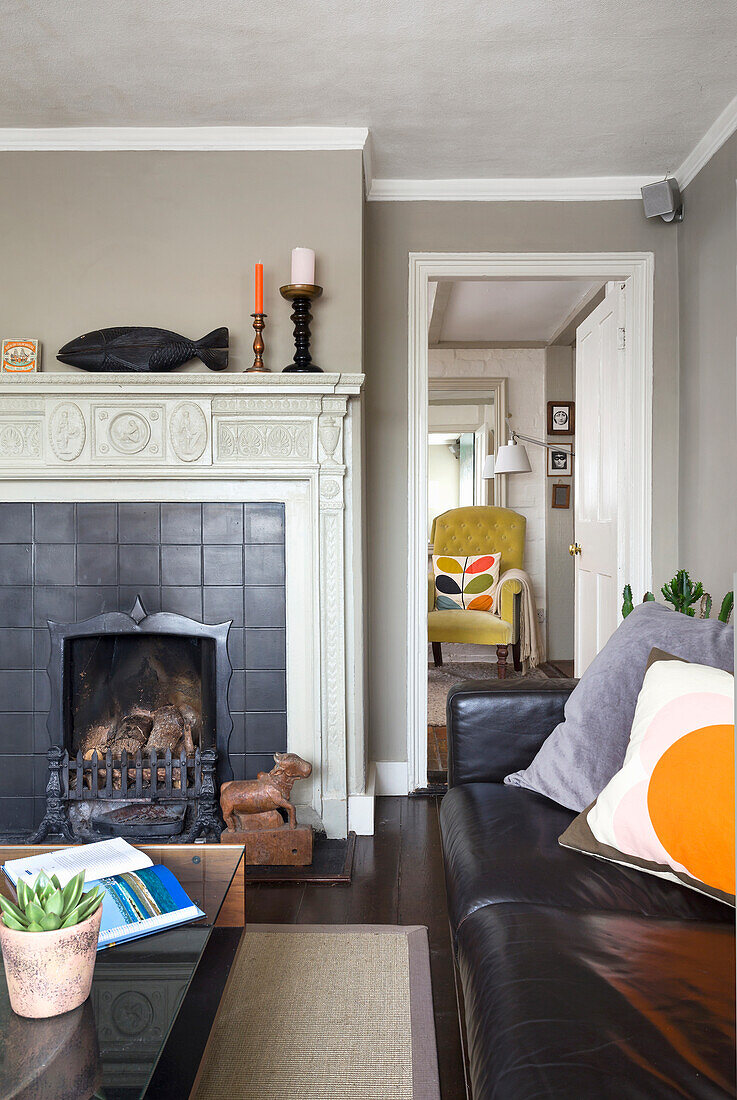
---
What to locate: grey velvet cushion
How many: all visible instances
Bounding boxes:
[504,601,734,811]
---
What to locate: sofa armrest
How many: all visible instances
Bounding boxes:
[446,678,578,787]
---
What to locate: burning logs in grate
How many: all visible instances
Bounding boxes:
[79,703,198,781]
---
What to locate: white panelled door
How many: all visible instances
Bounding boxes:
[573,283,626,674]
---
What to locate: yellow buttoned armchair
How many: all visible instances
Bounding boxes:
[428,505,524,678]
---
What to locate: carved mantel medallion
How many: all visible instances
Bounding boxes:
[49,402,85,462]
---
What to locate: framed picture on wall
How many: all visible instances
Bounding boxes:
[547,400,575,435]
[551,483,570,509]
[547,445,572,477]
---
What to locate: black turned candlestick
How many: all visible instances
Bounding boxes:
[246,313,269,372]
[279,283,323,372]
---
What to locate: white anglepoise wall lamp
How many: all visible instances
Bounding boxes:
[483,428,574,479]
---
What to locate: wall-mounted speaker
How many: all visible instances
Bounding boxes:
[641,178,683,223]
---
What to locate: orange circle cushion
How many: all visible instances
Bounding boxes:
[647,724,735,895]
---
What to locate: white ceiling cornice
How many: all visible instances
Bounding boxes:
[0,100,734,199]
[366,93,737,200]
[0,125,370,152]
[366,176,659,201]
[675,92,737,189]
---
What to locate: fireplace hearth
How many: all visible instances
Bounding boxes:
[32,597,231,842]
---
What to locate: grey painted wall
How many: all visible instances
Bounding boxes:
[364,200,680,764]
[678,132,737,602]
[544,346,575,661]
[1,145,732,776]
[0,150,363,374]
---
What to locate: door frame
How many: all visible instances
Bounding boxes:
[407,252,654,792]
[428,375,509,508]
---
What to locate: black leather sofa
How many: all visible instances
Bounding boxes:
[439,679,736,1099]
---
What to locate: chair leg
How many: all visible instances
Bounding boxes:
[496,644,508,679]
[512,640,522,672]
[432,642,443,667]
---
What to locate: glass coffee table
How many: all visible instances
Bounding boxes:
[0,842,245,1100]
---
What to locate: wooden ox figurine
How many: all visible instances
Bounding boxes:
[219,752,312,832]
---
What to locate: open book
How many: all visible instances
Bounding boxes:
[3,838,204,950]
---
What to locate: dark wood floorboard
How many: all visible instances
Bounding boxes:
[247,796,466,1100]
[547,658,574,677]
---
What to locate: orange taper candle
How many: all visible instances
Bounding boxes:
[254,262,264,313]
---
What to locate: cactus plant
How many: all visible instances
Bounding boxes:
[622,576,733,623]
[661,570,703,617]
[719,592,734,624]
[0,871,102,933]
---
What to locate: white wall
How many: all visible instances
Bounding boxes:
[428,443,460,535]
[429,348,547,617]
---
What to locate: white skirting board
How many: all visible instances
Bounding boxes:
[348,763,376,835]
[374,761,410,797]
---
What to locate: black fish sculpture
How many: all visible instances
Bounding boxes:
[57,326,229,373]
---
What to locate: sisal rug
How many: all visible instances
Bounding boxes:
[428,660,550,726]
[190,925,440,1100]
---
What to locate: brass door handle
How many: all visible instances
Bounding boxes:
[569,543,582,556]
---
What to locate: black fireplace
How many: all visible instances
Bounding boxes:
[50,596,232,777]
[0,500,287,838]
[33,596,232,841]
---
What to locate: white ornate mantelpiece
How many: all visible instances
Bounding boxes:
[0,372,367,837]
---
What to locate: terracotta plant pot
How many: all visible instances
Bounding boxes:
[0,904,102,1019]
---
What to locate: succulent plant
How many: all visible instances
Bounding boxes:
[621,588,656,618]
[0,871,103,933]
[622,575,733,623]
[660,570,703,616]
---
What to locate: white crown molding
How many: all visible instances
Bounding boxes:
[361,131,374,199]
[675,93,737,190]
[0,125,370,152]
[367,176,659,202]
[1,98,734,196]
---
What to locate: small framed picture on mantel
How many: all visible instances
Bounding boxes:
[2,339,40,374]
[547,400,574,435]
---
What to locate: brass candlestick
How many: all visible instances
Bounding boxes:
[279,284,323,373]
[246,313,269,373]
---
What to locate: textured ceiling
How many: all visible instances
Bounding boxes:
[433,278,603,343]
[2,1,736,178]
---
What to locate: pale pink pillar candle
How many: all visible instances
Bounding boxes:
[290,247,315,285]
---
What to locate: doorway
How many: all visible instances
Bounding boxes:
[410,253,654,792]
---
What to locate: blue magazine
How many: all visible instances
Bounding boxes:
[91,864,204,950]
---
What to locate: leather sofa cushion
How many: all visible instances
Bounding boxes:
[447,679,576,786]
[456,902,736,1099]
[440,783,731,935]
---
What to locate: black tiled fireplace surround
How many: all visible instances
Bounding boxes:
[0,501,287,833]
